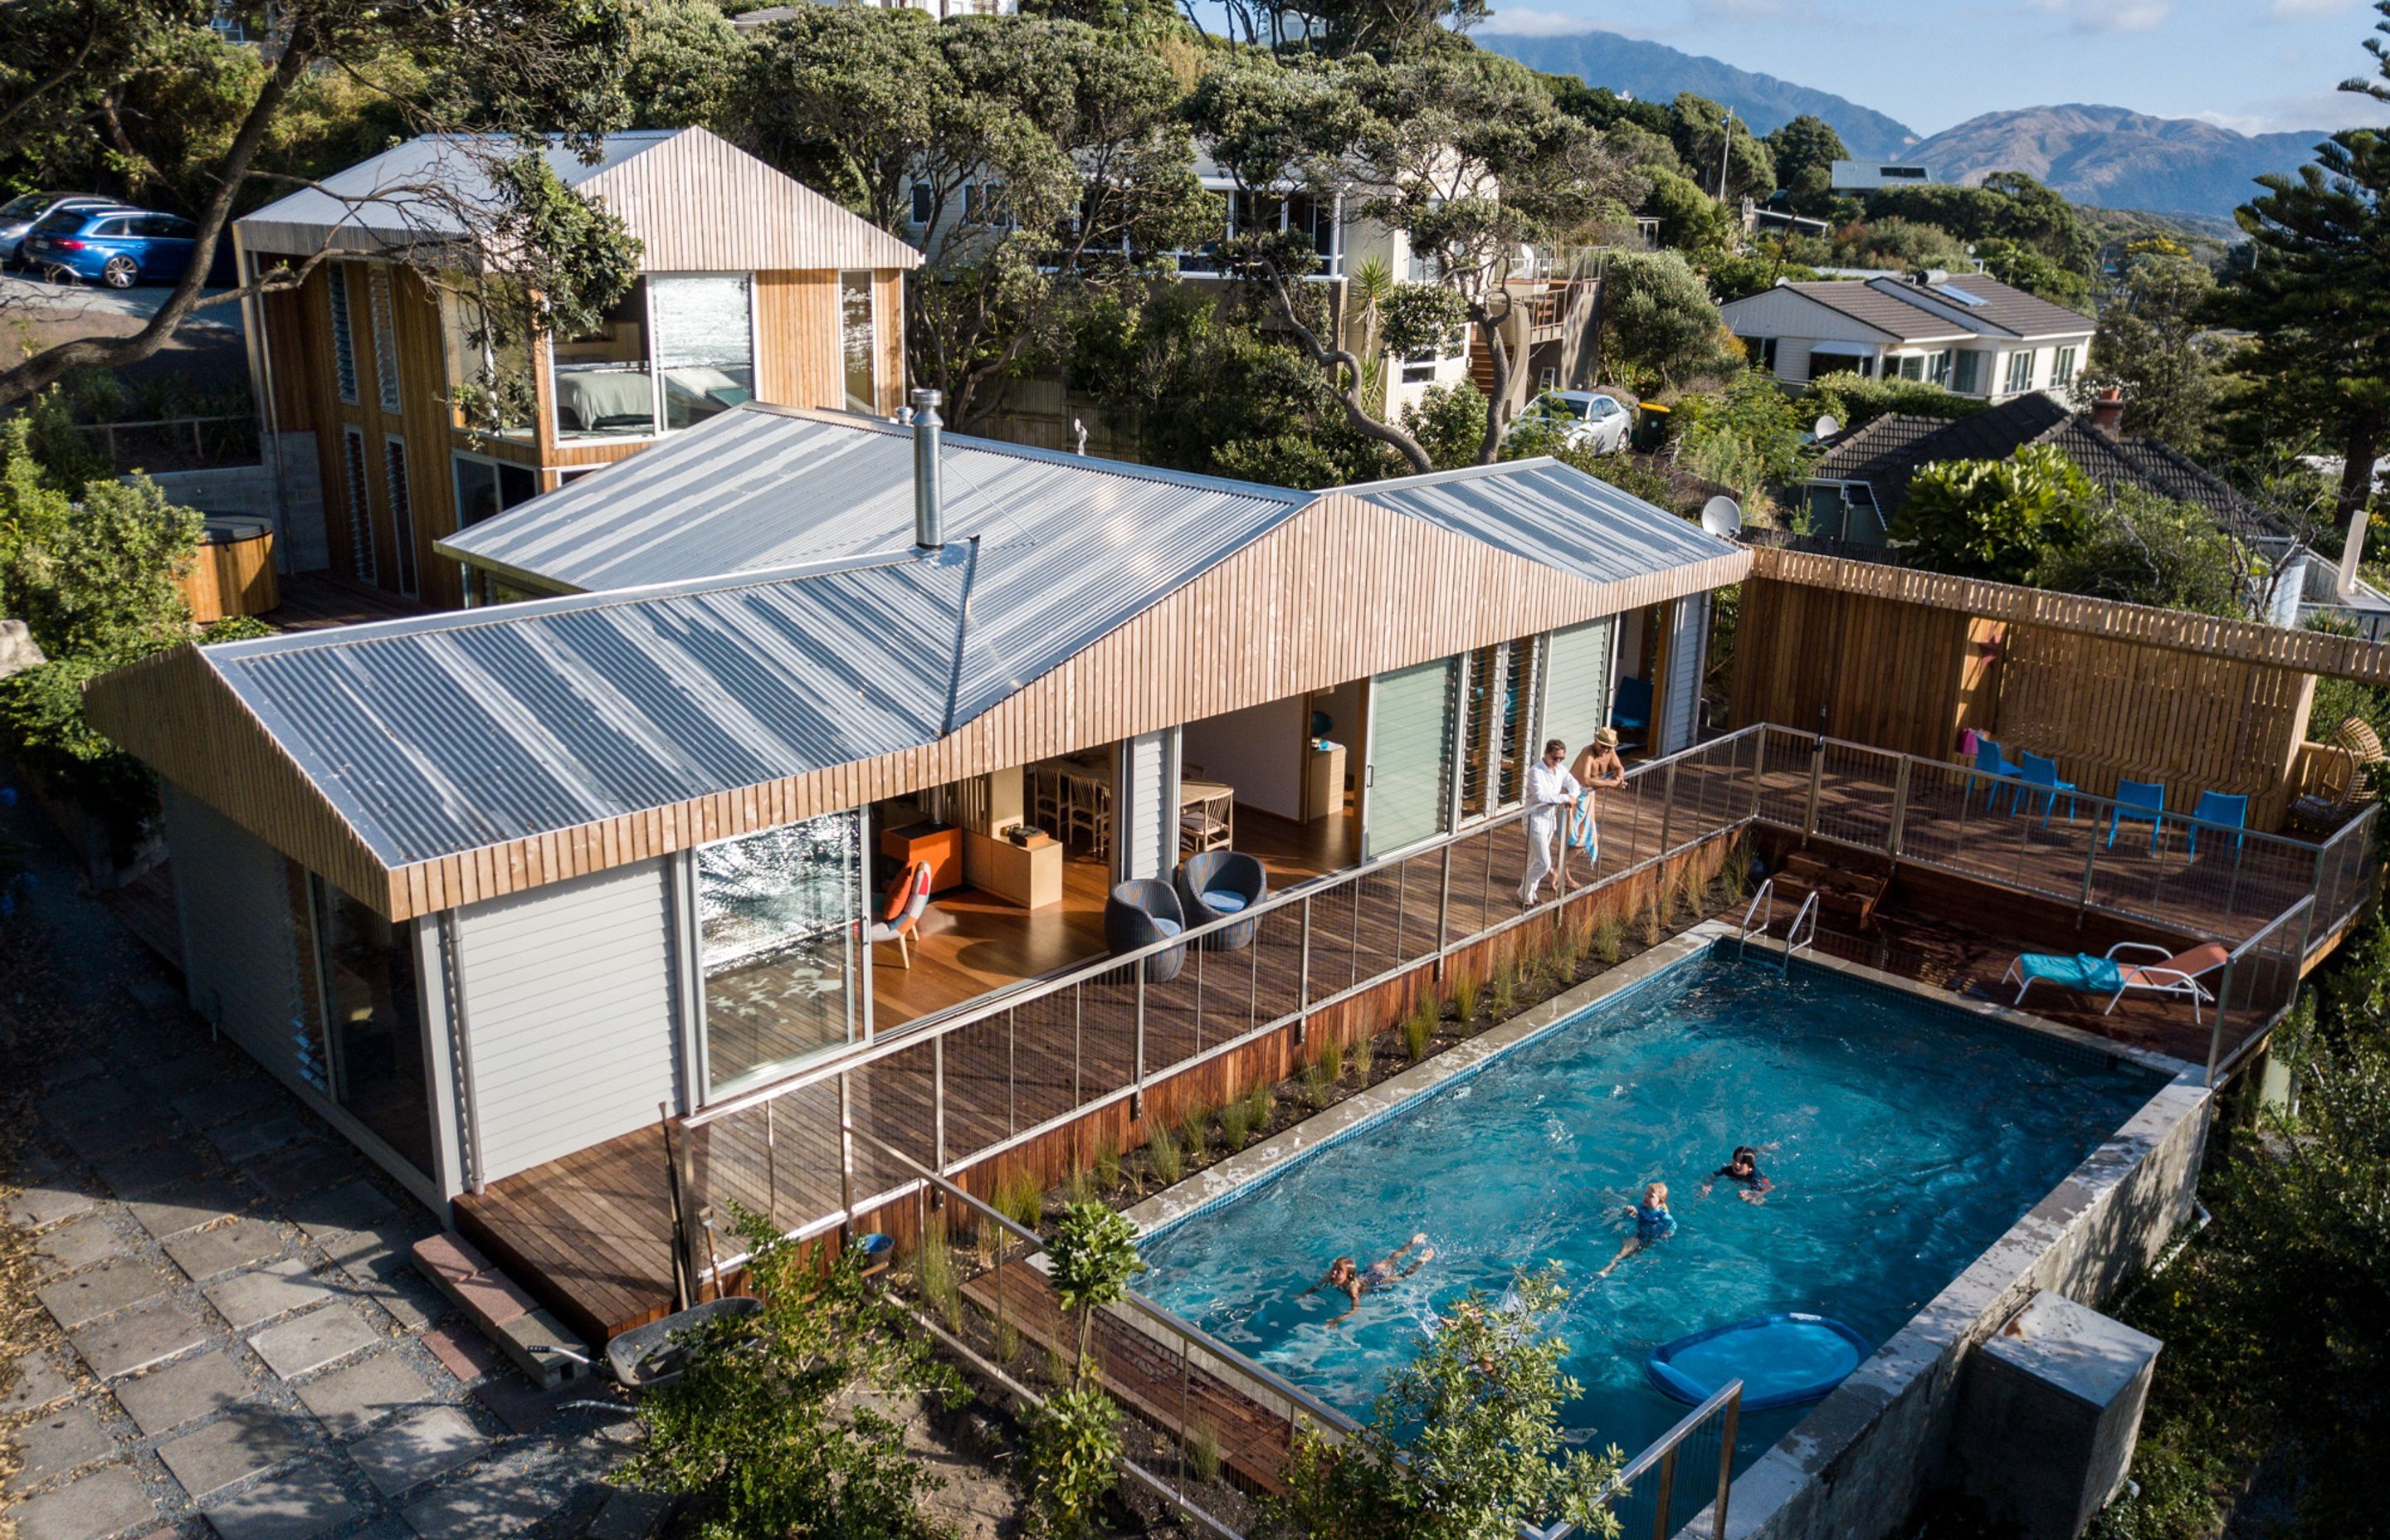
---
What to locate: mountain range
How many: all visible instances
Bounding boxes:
[1479,30,2340,220]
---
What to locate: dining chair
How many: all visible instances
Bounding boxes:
[2108,778,2166,853]
[2017,753,2078,826]
[2184,791,2247,861]
[1973,738,2023,811]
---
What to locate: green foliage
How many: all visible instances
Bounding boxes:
[1303,1059,1334,1108]
[1973,236,2092,309]
[1350,1032,1374,1081]
[1245,1080,1275,1136]
[1025,1383,1121,1538]
[2025,487,2249,616]
[1402,383,1493,471]
[623,0,744,129]
[1861,171,2096,277]
[199,616,276,645]
[1451,970,1480,1023]
[1489,966,1514,1017]
[1188,1422,1222,1485]
[914,1226,961,1331]
[1048,1200,1144,1361]
[1176,1095,1212,1154]
[1220,1094,1254,1150]
[1267,1268,1625,1540]
[1704,251,1821,304]
[1673,372,1814,504]
[2083,253,2225,454]
[1801,373,1983,433]
[1091,1135,1120,1192]
[1666,92,1773,204]
[1764,114,1848,214]
[620,1208,962,1540]
[1636,167,1735,260]
[994,1167,1045,1232]
[2,416,203,660]
[1147,1123,1183,1184]
[0,657,160,836]
[1597,250,1739,392]
[1828,214,1971,273]
[1319,1038,1345,1082]
[1890,443,2095,583]
[1539,446,1679,514]
[1593,918,1623,966]
[1404,996,1435,1060]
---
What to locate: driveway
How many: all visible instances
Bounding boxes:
[0,786,662,1540]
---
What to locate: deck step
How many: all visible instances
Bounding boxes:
[412,1231,591,1389]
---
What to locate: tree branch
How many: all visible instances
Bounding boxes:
[1262,261,1433,474]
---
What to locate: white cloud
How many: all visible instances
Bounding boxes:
[2022,0,2171,32]
[1474,5,1608,35]
[2192,89,2390,135]
[2266,0,2359,19]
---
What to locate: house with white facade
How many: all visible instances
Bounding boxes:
[1720,273,2095,406]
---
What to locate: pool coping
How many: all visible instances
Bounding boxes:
[1112,921,2212,1540]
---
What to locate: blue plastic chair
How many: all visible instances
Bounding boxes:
[1973,738,2022,811]
[2108,778,2166,853]
[2184,791,2247,861]
[2017,753,2078,826]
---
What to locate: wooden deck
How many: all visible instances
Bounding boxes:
[264,570,427,632]
[452,740,2336,1344]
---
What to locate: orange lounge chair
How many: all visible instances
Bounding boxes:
[866,860,934,968]
[2002,940,2232,1024]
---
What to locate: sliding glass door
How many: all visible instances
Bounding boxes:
[695,812,863,1098]
[1364,657,1459,860]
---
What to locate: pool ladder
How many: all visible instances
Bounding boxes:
[1737,879,1820,975]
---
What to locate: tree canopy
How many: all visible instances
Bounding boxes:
[2084,252,2224,453]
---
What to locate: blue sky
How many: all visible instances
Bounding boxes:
[1476,0,2390,137]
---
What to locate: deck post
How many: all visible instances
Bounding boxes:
[837,1072,855,1238]
[1887,755,1910,862]
[1746,724,1765,824]
[1296,894,1312,1044]
[763,1099,778,1229]
[1712,1390,1740,1540]
[1348,874,1362,990]
[1133,967,1148,1118]
[1658,762,1678,860]
[1436,846,1453,959]
[934,1033,948,1172]
[1007,1007,1017,1138]
[1802,739,1823,845]
[1393,858,1409,959]
[2203,959,2234,1087]
[1648,1444,1678,1540]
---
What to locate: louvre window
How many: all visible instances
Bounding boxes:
[1541,618,1615,772]
[383,438,418,597]
[369,268,402,412]
[341,427,375,584]
[1364,657,1458,859]
[328,266,358,405]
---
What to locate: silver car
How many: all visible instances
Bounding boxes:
[1520,390,1632,455]
[0,192,115,266]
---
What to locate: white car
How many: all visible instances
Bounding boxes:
[1519,391,1632,455]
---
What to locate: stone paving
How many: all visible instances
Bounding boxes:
[2,978,654,1540]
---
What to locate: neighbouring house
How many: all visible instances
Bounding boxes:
[83,405,1742,1309]
[230,127,921,611]
[1828,158,1935,192]
[1719,273,2095,403]
[1800,390,2261,549]
[730,0,1017,27]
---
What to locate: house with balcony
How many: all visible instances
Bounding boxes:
[231,127,921,612]
[1719,273,2093,403]
[85,402,1742,1335]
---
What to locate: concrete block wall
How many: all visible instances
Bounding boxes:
[131,432,326,573]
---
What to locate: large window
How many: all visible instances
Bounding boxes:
[440,281,537,441]
[452,455,539,528]
[1365,657,1459,860]
[2004,349,2034,393]
[840,272,876,413]
[553,279,656,439]
[2053,345,2080,388]
[305,877,435,1180]
[1952,349,1986,396]
[698,813,863,1097]
[655,274,756,430]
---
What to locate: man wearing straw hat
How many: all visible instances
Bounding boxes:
[1566,726,1629,879]
[1519,738,1582,908]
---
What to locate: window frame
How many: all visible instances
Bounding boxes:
[340,425,376,585]
[383,433,420,598]
[547,269,764,446]
[368,266,402,413]
[327,265,359,407]
[2004,348,2034,394]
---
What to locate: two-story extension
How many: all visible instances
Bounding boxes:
[232,128,920,610]
[1719,273,2095,405]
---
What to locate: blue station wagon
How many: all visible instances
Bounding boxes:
[21,205,199,288]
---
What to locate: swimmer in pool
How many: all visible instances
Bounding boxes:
[1598,1182,1675,1277]
[1699,1146,1774,1204]
[1300,1233,1436,1325]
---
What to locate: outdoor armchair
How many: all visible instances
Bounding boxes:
[1175,850,1267,951]
[1105,879,1188,983]
[865,860,934,969]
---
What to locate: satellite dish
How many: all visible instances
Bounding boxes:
[1813,414,1841,440]
[1700,496,1744,539]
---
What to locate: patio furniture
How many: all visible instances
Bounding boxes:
[2285,715,2384,834]
[1612,675,1653,750]
[1971,738,2023,811]
[1179,780,1235,857]
[2002,939,2232,1025]
[864,860,934,969]
[2016,753,2078,826]
[2183,791,2247,861]
[2107,779,2166,853]
[1058,758,1111,858]
[1175,850,1267,950]
[1104,879,1187,982]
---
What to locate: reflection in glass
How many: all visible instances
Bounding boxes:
[840,271,876,413]
[699,813,861,1095]
[654,274,755,430]
[554,278,656,438]
[439,280,537,440]
[309,877,435,1179]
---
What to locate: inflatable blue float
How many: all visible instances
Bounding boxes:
[1646,1313,1867,1412]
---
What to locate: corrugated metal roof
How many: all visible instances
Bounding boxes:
[199,551,973,865]
[1347,458,1740,582]
[236,128,919,270]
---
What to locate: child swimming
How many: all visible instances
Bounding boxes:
[1598,1183,1675,1277]
[1699,1146,1775,1204]
[1300,1233,1436,1326]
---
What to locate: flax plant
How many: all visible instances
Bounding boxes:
[1593,918,1624,967]
[1320,1039,1345,1082]
[1179,1099,1213,1155]
[1093,1135,1121,1193]
[1220,1096,1253,1149]
[1148,1123,1183,1184]
[1452,971,1481,1023]
[1351,1034,1375,1082]
[1245,1081,1275,1134]
[1404,996,1436,1061]
[996,1168,1045,1233]
[1303,1060,1333,1109]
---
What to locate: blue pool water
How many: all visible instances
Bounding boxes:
[1137,950,2163,1469]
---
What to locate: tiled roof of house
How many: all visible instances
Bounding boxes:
[1777,282,1978,342]
[1871,275,2095,340]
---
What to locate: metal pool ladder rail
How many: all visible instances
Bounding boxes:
[1737,880,1820,975]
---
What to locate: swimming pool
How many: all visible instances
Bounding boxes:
[1134,943,2170,1473]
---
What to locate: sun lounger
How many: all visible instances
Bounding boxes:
[2001,940,2232,1024]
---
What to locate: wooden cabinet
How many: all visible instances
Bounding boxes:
[1305,743,1347,824]
[964,827,1062,910]
[880,821,962,894]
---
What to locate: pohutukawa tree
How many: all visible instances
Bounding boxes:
[0,0,648,412]
[1188,48,1634,473]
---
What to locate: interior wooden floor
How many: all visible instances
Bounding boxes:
[870,801,1358,1031]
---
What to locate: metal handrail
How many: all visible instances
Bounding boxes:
[1784,890,1820,962]
[1529,1378,1744,1540]
[2205,893,2315,1088]
[686,723,1772,1128]
[1736,877,1775,963]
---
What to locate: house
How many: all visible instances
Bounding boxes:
[229,128,922,611]
[83,403,1743,1269]
[1828,159,1935,192]
[1801,390,2259,548]
[1719,274,2095,403]
[729,0,1017,27]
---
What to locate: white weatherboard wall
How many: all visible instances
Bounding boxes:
[1114,729,1179,881]
[1656,595,1708,756]
[165,783,307,1078]
[452,860,683,1183]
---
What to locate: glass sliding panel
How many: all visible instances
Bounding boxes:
[698,812,862,1096]
[1496,637,1537,810]
[1542,616,1615,761]
[309,876,435,1181]
[653,273,754,430]
[554,277,655,439]
[1365,657,1458,860]
[440,280,536,441]
[1459,643,1500,821]
[453,456,500,528]
[840,271,876,413]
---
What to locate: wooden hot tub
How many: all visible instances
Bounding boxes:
[181,516,279,623]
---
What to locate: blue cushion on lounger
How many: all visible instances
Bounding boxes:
[1202,889,1250,913]
[2016,953,2123,994]
[1150,917,1183,938]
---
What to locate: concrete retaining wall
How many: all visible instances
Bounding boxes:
[1720,950,2211,1540]
[132,432,324,571]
